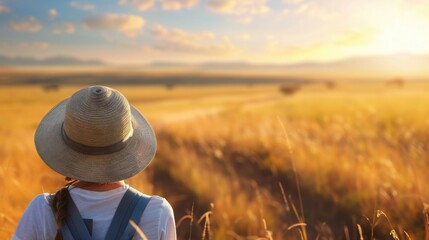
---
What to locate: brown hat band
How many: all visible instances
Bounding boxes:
[61,123,131,155]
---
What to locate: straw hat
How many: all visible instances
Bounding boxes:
[34,86,156,183]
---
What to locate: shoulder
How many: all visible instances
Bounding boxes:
[13,193,57,240]
[136,195,176,239]
[26,193,54,213]
[148,196,174,217]
[148,196,176,239]
[130,188,174,216]
[21,193,55,221]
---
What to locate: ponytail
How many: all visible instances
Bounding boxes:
[51,177,78,240]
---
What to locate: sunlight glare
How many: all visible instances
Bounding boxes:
[373,18,429,54]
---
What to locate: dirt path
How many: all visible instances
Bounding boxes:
[157,93,285,123]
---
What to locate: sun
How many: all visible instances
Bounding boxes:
[371,17,429,54]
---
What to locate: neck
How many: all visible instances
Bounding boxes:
[72,180,125,192]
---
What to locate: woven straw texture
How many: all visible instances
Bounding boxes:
[34,86,156,183]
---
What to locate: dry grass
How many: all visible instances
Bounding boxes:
[1,82,429,239]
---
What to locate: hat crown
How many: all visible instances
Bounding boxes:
[63,86,133,147]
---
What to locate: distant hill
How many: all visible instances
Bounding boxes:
[150,54,429,70]
[0,71,311,85]
[149,54,429,79]
[1,53,428,84]
[2,53,428,74]
[0,55,105,66]
[305,54,429,72]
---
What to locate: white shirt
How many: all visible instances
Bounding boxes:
[12,184,176,240]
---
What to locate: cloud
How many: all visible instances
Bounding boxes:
[19,42,49,49]
[282,8,290,15]
[132,0,154,11]
[282,0,303,4]
[294,3,309,14]
[84,14,145,37]
[207,0,269,24]
[147,24,238,55]
[237,33,251,41]
[268,29,378,61]
[0,3,9,13]
[334,29,377,46]
[236,16,252,24]
[8,17,42,32]
[70,2,96,11]
[207,0,269,15]
[151,24,215,41]
[278,1,345,25]
[52,23,75,35]
[49,9,58,19]
[207,0,234,12]
[123,0,196,11]
[160,0,199,10]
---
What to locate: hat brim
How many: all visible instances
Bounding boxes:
[34,99,156,183]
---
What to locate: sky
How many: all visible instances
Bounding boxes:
[1,0,429,65]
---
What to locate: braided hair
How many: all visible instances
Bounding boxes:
[51,177,78,240]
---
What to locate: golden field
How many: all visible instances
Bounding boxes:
[1,82,429,239]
